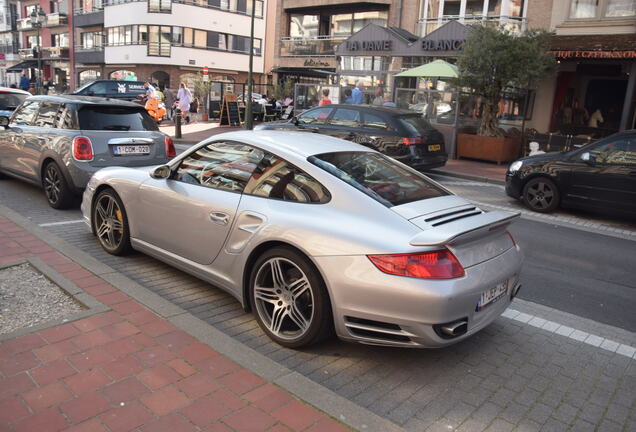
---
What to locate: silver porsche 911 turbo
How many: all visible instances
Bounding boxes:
[81,130,523,349]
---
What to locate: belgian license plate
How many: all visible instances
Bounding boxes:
[476,280,509,312]
[113,145,150,155]
[428,144,441,151]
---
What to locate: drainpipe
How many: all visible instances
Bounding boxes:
[69,0,75,91]
[396,0,403,28]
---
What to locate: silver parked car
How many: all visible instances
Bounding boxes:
[81,131,523,348]
[0,95,174,208]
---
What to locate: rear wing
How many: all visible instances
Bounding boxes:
[410,210,520,247]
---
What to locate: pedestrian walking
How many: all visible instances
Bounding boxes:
[372,88,384,106]
[352,81,364,104]
[343,88,353,104]
[19,74,29,91]
[189,97,199,123]
[177,83,193,124]
[319,88,332,106]
[163,86,175,120]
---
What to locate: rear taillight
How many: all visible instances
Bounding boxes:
[72,136,93,161]
[368,249,465,279]
[401,137,424,146]
[165,136,176,158]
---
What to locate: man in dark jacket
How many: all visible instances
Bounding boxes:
[19,74,30,91]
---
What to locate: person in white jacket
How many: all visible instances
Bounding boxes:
[177,83,193,123]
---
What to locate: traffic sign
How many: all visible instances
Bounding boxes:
[202,66,209,75]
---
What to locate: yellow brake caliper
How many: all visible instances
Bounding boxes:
[115,209,123,233]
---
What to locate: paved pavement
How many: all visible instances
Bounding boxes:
[0,210,363,432]
[1,176,634,432]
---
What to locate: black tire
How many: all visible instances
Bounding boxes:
[249,247,333,348]
[522,177,560,213]
[92,188,132,256]
[42,162,74,209]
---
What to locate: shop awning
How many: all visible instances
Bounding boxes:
[6,60,37,72]
[271,67,337,77]
[395,59,459,78]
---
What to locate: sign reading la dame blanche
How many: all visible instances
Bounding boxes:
[336,21,469,57]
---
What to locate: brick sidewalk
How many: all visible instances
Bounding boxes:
[0,216,350,432]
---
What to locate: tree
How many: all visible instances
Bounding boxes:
[456,25,556,137]
[272,79,295,101]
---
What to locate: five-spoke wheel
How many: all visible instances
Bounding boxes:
[250,248,332,348]
[522,177,560,213]
[92,189,131,255]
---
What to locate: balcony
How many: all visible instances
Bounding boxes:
[19,47,70,60]
[74,7,104,27]
[280,36,346,57]
[75,46,105,64]
[17,13,68,30]
[418,15,528,35]
[282,0,391,10]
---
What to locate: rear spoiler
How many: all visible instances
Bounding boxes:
[410,210,520,247]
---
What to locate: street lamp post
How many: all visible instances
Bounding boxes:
[244,0,256,130]
[29,6,46,94]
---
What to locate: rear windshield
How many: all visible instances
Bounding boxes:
[308,151,448,207]
[78,106,158,131]
[398,115,434,135]
[0,92,28,111]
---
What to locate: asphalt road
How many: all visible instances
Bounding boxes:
[1,173,634,332]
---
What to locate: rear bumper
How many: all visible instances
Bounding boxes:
[397,153,448,171]
[315,244,524,348]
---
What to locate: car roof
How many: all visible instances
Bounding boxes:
[23,94,143,107]
[0,87,31,95]
[308,104,415,116]
[208,130,373,159]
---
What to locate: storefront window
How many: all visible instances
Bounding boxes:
[79,70,100,85]
[569,0,598,18]
[606,0,636,16]
[289,14,319,38]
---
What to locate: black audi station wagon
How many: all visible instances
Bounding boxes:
[256,105,447,170]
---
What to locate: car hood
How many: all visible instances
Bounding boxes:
[514,151,569,165]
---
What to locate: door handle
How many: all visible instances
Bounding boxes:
[209,211,229,225]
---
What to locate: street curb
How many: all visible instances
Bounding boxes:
[0,204,405,432]
[429,168,506,185]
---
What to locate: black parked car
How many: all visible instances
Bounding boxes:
[506,130,636,217]
[256,105,447,170]
[72,80,150,101]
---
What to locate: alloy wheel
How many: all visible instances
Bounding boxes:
[526,180,555,210]
[94,194,125,251]
[43,165,61,205]
[253,257,315,341]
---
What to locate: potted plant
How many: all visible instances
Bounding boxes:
[456,25,555,164]
[192,74,212,122]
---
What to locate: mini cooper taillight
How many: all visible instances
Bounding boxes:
[165,136,176,158]
[72,136,94,161]
[368,249,465,279]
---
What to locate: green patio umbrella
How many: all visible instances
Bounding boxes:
[395,59,459,78]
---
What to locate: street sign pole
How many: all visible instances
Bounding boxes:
[244,0,256,130]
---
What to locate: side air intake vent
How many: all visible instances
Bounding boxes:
[344,316,413,344]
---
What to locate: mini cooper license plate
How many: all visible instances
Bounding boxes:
[476,280,509,312]
[113,145,150,155]
[428,144,441,151]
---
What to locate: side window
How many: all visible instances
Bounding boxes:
[57,104,78,129]
[362,112,389,130]
[244,152,330,203]
[34,103,62,128]
[330,108,360,127]
[298,107,332,124]
[172,141,263,193]
[10,101,41,126]
[589,137,636,166]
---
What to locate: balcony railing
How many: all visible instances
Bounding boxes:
[280,36,347,57]
[17,13,68,30]
[19,46,70,59]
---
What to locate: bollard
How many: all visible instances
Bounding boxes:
[175,108,182,139]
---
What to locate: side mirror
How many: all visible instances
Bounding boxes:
[580,152,594,165]
[291,116,299,126]
[150,165,171,179]
[0,116,9,128]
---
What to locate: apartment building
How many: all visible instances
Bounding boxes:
[74,0,268,91]
[0,0,20,85]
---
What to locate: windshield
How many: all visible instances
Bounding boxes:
[78,106,158,131]
[0,92,28,111]
[308,151,448,207]
[397,115,434,135]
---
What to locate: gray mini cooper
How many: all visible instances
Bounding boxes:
[0,95,173,208]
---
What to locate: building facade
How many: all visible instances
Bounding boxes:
[528,0,636,134]
[0,0,20,86]
[74,0,268,91]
